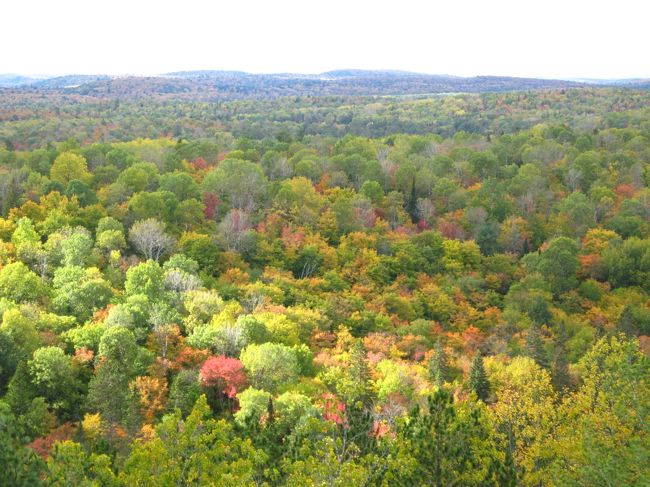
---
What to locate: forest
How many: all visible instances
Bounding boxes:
[0,84,649,486]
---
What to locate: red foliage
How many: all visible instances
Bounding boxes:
[614,183,637,199]
[192,157,208,170]
[321,393,347,428]
[199,355,247,398]
[203,192,220,220]
[280,225,305,247]
[29,423,76,459]
[373,420,391,438]
[437,219,465,240]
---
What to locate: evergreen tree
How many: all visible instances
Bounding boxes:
[551,324,571,392]
[406,176,418,223]
[524,325,549,369]
[345,340,371,406]
[428,339,449,388]
[469,352,490,402]
[401,389,510,486]
[0,402,44,486]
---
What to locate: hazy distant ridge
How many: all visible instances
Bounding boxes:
[1,70,647,99]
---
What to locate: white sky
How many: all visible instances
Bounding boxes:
[2,0,648,79]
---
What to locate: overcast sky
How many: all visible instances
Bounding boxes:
[2,0,647,79]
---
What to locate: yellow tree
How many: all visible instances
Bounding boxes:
[50,151,91,185]
[487,356,557,486]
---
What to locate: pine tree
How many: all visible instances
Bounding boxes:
[469,352,490,402]
[551,323,571,392]
[427,340,449,388]
[406,176,418,222]
[524,325,549,369]
[345,339,371,406]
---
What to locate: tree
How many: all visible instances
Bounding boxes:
[119,395,263,485]
[0,402,44,486]
[44,441,117,487]
[469,352,490,402]
[87,327,140,429]
[60,227,94,267]
[218,209,253,252]
[488,356,557,485]
[65,179,98,206]
[603,237,650,291]
[0,261,45,303]
[337,340,372,406]
[428,339,450,388]
[523,325,549,369]
[0,308,40,359]
[124,260,165,300]
[239,343,299,393]
[274,392,316,433]
[202,158,268,211]
[234,387,272,427]
[536,237,579,296]
[399,389,515,486]
[128,219,175,262]
[128,191,178,222]
[0,330,19,394]
[545,336,650,485]
[52,266,113,321]
[169,370,201,417]
[199,355,247,412]
[158,171,200,201]
[28,346,80,419]
[50,151,91,185]
[133,376,168,425]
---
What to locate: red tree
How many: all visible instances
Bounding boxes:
[200,355,247,398]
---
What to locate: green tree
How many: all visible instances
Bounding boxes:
[44,441,117,487]
[51,266,113,321]
[234,387,271,427]
[239,343,299,393]
[399,389,515,486]
[469,352,490,402]
[202,158,268,211]
[523,325,549,369]
[124,260,165,300]
[536,237,579,296]
[0,262,45,303]
[0,402,44,487]
[87,327,140,428]
[50,151,91,185]
[28,346,81,419]
[428,339,450,388]
[119,395,263,486]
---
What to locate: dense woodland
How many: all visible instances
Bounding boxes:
[0,85,649,486]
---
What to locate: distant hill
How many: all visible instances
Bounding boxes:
[31,74,111,89]
[3,69,648,100]
[0,74,48,87]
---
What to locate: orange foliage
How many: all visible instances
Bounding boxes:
[172,346,211,371]
[134,376,168,424]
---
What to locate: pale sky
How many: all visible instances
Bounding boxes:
[2,0,648,79]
